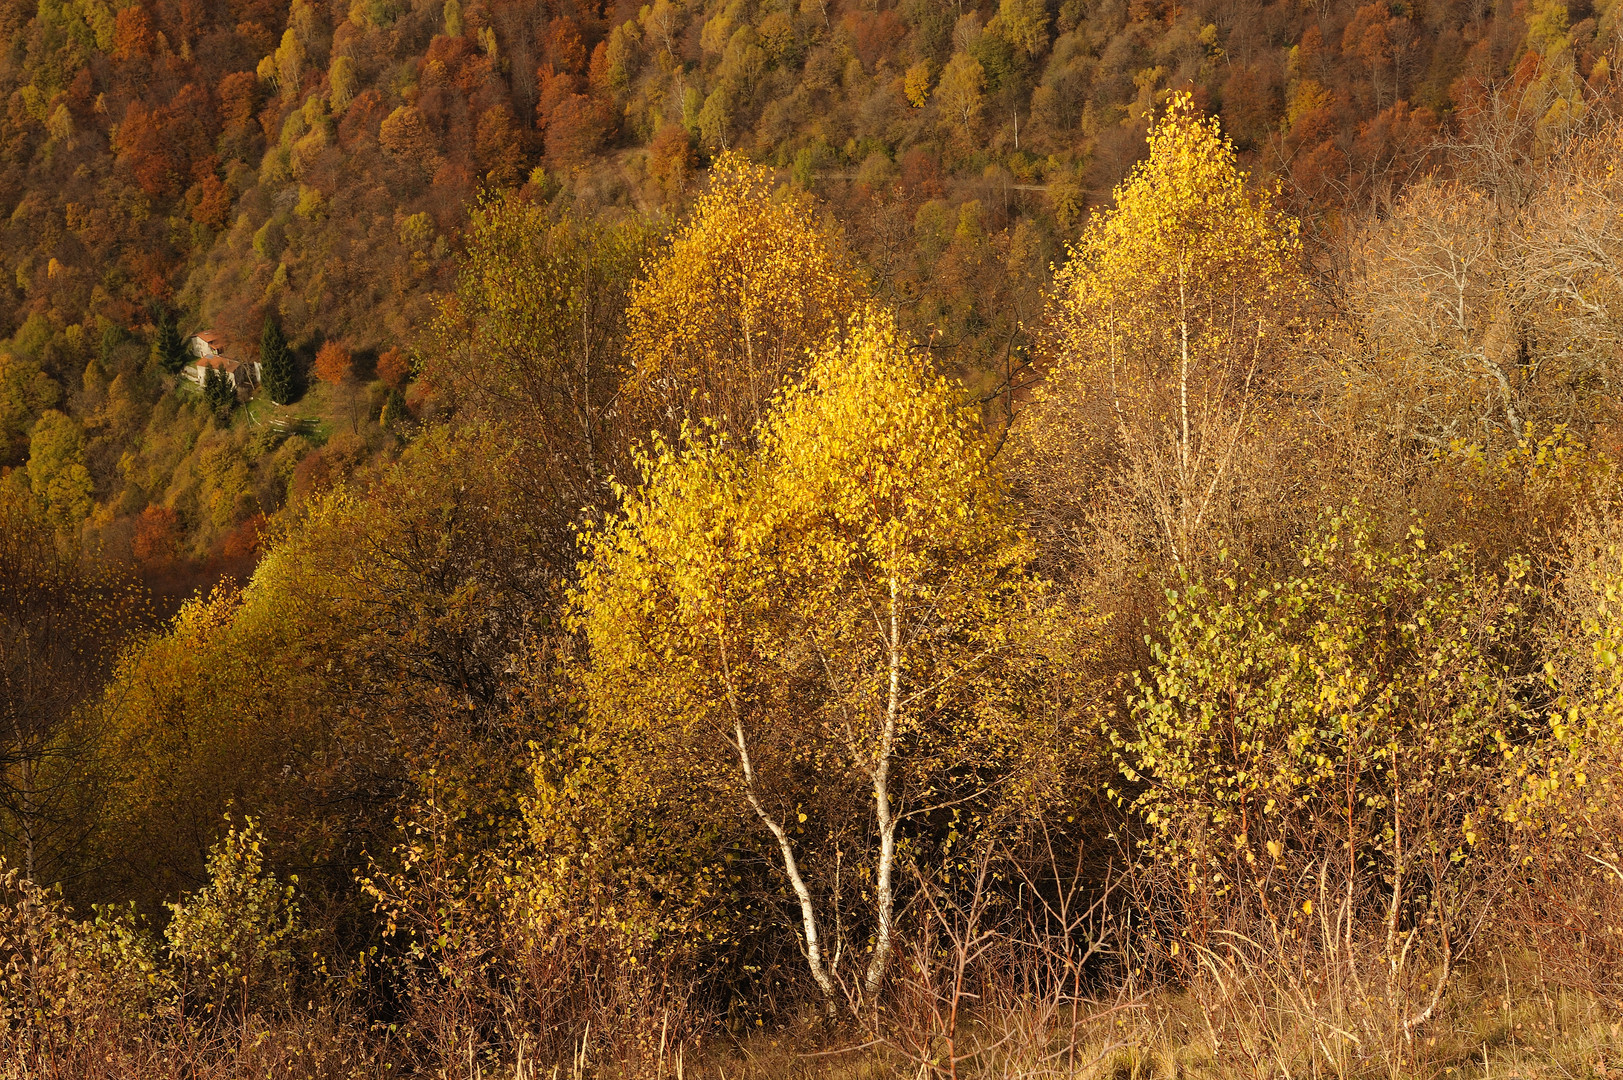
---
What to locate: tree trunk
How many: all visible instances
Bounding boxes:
[733,716,839,1013]
[863,575,902,999]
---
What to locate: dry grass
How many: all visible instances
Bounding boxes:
[695,976,1622,1080]
[5,948,1620,1080]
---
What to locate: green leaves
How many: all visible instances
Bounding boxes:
[151,310,187,376]
[259,315,297,406]
[1115,506,1527,906]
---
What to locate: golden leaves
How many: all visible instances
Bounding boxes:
[574,303,1038,837]
[623,151,866,441]
[1020,92,1310,569]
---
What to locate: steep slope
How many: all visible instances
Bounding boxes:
[0,0,1613,569]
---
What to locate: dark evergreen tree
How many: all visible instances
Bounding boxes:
[379,387,409,431]
[99,322,126,365]
[202,366,235,418]
[151,310,187,374]
[260,315,296,405]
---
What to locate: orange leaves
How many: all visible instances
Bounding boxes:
[541,92,609,174]
[378,105,434,159]
[647,122,696,202]
[376,347,410,390]
[314,340,352,386]
[546,17,588,74]
[132,504,181,569]
[112,5,155,61]
[474,105,523,186]
[216,71,259,128]
[113,99,176,197]
[189,173,231,229]
[114,84,220,199]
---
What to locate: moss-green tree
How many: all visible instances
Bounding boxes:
[25,411,94,532]
[260,316,296,406]
[166,817,307,1014]
[0,353,59,466]
[202,366,235,419]
[0,490,143,884]
[151,310,187,375]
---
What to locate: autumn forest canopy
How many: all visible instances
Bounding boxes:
[4,0,1623,1074]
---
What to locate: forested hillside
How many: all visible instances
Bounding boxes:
[0,0,1606,572]
[4,0,1623,1074]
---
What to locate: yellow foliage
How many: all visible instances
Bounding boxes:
[903,60,932,108]
[1511,526,1623,863]
[622,151,865,440]
[1024,93,1308,569]
[576,305,1063,1001]
[935,51,985,133]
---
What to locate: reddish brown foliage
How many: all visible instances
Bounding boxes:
[900,148,945,200]
[543,94,607,173]
[378,106,435,159]
[338,89,387,149]
[189,174,231,229]
[131,505,179,568]
[841,10,904,72]
[114,85,217,199]
[112,5,154,61]
[376,348,410,389]
[547,17,587,74]
[217,72,258,127]
[221,513,264,561]
[1222,64,1281,149]
[475,106,523,186]
[314,341,353,386]
[648,123,694,201]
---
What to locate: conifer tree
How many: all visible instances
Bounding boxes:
[260,315,296,405]
[203,366,235,418]
[152,310,187,375]
[100,323,126,365]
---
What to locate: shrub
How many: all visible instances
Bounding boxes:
[165,818,308,1017]
[1111,507,1530,1057]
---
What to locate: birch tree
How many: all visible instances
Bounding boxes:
[1022,93,1309,572]
[1342,115,1623,450]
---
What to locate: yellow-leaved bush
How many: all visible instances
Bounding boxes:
[164,817,307,1014]
[1500,523,1623,989]
[1113,508,1530,1030]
